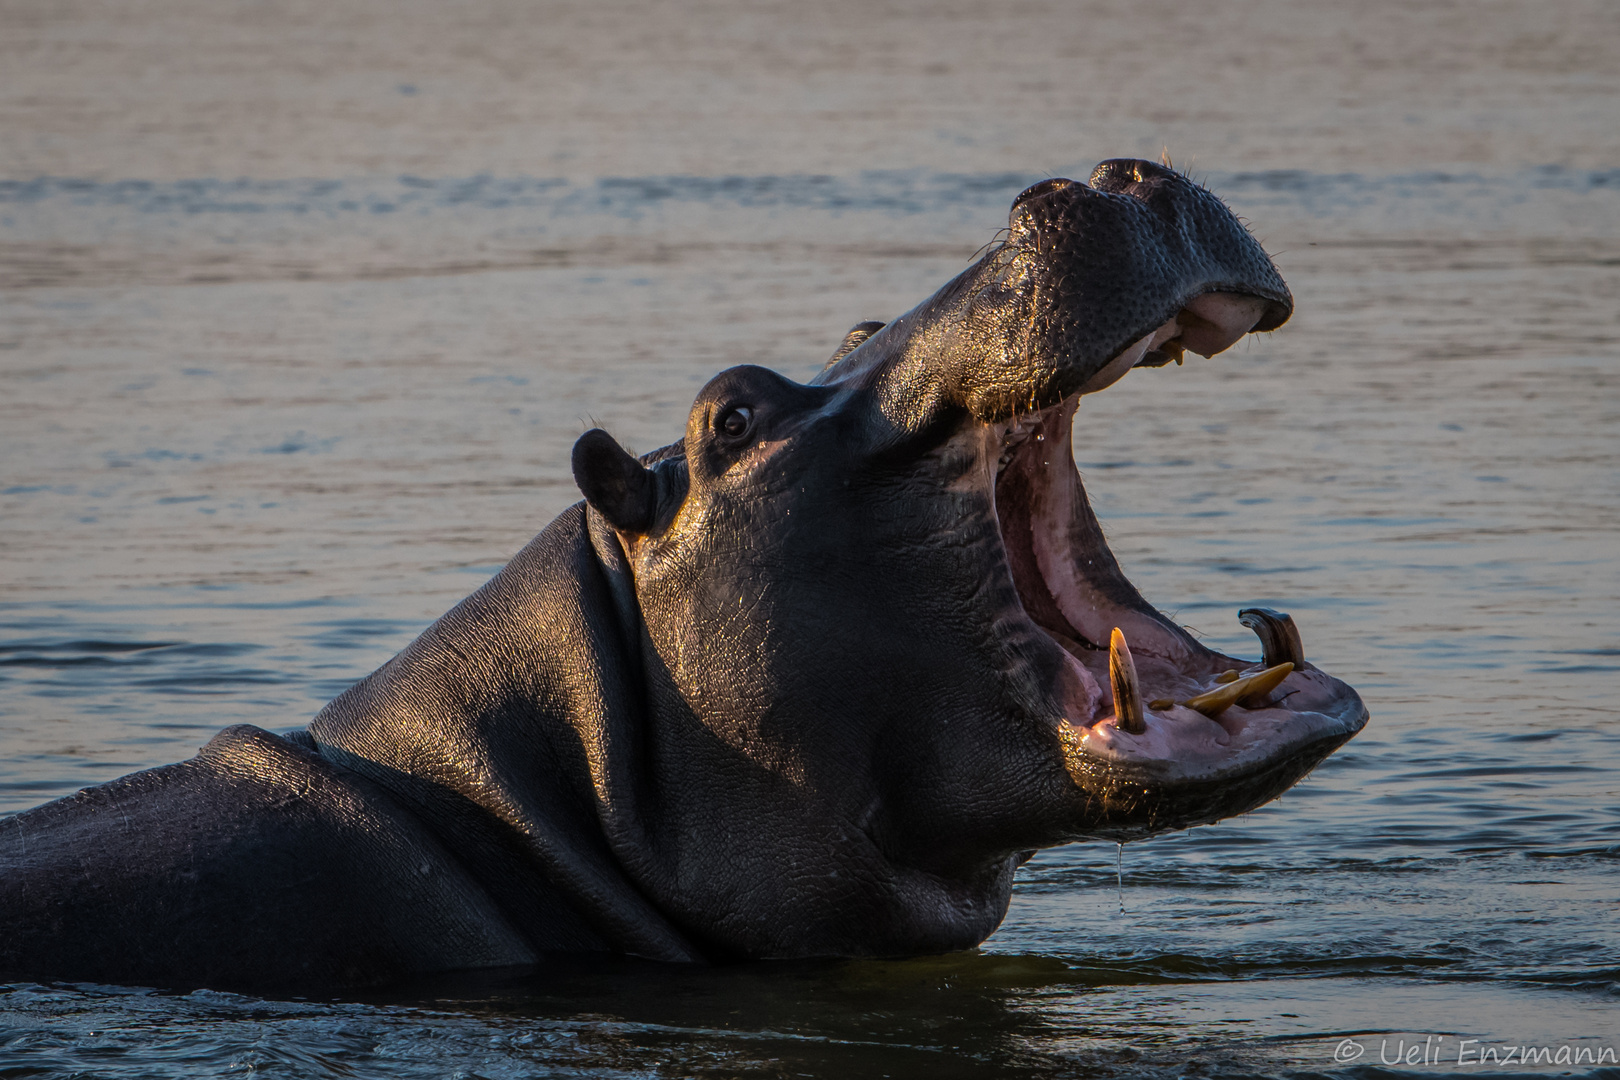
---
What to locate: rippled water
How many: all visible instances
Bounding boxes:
[3,2,1618,1077]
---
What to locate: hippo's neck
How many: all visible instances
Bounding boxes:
[309,504,1018,961]
[309,505,702,962]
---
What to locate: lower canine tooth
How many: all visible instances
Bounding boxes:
[1238,607,1305,669]
[1109,628,1146,734]
[1182,663,1293,718]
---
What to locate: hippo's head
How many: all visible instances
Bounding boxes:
[572,160,1367,955]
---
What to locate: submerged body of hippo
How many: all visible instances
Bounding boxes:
[0,161,1366,989]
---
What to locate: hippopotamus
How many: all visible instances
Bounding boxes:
[0,160,1366,990]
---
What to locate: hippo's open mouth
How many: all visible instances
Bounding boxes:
[810,162,1369,839]
[808,158,1367,842]
[988,303,1368,839]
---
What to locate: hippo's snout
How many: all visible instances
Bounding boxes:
[821,159,1295,429]
[1007,160,1294,385]
[1008,175,1080,213]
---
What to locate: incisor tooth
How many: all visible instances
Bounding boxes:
[1109,627,1146,734]
[1181,663,1293,718]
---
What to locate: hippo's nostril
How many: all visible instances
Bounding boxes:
[1010,177,1078,213]
[1088,158,1178,193]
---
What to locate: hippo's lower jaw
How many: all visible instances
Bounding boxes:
[991,384,1368,842]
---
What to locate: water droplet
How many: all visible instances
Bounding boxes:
[1116,842,1125,913]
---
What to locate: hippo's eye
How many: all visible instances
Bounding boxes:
[716,405,754,441]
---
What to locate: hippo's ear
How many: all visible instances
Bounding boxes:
[825,320,886,369]
[572,428,658,534]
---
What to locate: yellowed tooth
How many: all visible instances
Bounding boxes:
[1181,663,1294,718]
[1109,627,1146,734]
[1216,669,1240,684]
[1148,698,1175,711]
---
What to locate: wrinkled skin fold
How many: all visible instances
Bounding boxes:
[0,160,1366,989]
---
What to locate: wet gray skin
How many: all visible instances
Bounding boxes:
[0,160,1365,989]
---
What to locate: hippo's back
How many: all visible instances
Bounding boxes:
[0,725,535,990]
